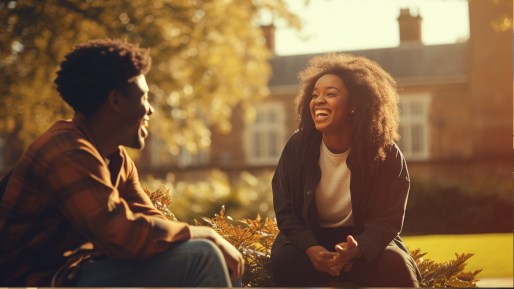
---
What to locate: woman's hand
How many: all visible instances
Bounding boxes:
[305,246,340,276]
[320,235,361,273]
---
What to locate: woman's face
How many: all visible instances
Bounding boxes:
[309,74,353,135]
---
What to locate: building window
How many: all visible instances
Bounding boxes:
[177,147,209,168]
[398,93,431,160]
[244,102,286,165]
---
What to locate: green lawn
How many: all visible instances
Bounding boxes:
[402,233,513,278]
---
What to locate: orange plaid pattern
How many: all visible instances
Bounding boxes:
[0,113,191,286]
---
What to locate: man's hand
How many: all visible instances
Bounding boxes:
[189,226,244,281]
[305,246,340,276]
[320,235,361,273]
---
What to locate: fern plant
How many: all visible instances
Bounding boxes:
[410,249,482,288]
[196,205,278,287]
[145,186,482,287]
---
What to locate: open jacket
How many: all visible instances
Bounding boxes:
[272,131,413,267]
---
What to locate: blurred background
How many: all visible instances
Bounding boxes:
[0,0,512,282]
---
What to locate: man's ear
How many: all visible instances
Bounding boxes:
[107,91,123,113]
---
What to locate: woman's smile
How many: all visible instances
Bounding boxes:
[314,109,332,120]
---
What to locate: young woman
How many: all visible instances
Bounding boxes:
[271,53,421,287]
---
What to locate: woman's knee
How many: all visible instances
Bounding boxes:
[375,246,420,287]
[271,243,307,268]
[379,246,411,267]
[379,246,415,269]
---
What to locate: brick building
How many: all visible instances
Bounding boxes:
[1,2,510,190]
[138,2,513,188]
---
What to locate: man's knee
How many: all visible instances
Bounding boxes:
[177,239,223,261]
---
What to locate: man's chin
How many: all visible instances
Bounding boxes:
[126,137,145,150]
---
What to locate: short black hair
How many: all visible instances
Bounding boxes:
[54,38,151,117]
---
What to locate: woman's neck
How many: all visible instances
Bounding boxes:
[322,132,351,154]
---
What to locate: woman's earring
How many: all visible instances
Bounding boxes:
[351,109,355,114]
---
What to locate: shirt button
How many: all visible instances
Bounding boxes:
[307,190,312,195]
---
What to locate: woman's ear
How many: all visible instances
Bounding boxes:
[107,91,123,113]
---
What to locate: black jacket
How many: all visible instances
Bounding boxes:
[272,132,412,267]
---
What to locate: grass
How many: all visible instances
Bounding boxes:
[402,233,513,278]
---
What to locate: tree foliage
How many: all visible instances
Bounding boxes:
[141,169,275,224]
[0,0,301,150]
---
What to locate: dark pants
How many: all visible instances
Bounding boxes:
[271,226,420,287]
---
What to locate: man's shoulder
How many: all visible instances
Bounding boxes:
[25,119,101,166]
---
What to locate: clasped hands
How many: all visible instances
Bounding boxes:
[305,235,361,276]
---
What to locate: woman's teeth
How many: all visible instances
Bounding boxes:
[315,109,330,117]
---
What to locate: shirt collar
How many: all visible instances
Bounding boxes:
[71,111,121,160]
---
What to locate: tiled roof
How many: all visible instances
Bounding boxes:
[268,43,468,87]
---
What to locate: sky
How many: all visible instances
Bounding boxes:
[272,0,470,56]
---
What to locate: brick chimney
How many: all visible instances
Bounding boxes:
[260,24,275,53]
[397,8,423,45]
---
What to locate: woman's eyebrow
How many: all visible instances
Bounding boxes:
[326,86,341,92]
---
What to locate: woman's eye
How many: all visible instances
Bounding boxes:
[312,94,318,98]
[327,93,335,96]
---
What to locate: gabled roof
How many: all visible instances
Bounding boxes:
[268,42,468,87]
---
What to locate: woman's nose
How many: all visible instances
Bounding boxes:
[315,95,326,104]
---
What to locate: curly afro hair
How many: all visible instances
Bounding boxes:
[54,38,151,117]
[295,52,400,174]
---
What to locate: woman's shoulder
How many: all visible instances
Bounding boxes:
[278,130,305,162]
[283,129,300,148]
[380,143,407,172]
[385,142,402,156]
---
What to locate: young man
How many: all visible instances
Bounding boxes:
[0,39,243,287]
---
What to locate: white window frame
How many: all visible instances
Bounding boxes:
[243,102,286,165]
[398,93,431,160]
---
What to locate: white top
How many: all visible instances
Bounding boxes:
[315,141,353,228]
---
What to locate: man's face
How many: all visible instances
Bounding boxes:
[118,74,154,150]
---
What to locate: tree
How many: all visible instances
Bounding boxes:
[0,0,301,153]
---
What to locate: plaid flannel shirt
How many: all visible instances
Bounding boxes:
[0,113,191,286]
